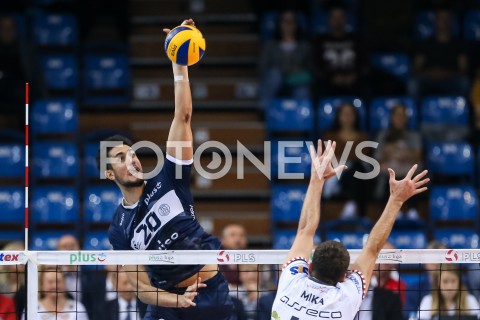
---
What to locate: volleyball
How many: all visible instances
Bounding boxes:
[164,25,206,66]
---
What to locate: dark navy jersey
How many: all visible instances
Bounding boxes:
[108,155,221,290]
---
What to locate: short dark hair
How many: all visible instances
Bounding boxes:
[96,135,134,172]
[311,240,350,285]
[330,103,360,132]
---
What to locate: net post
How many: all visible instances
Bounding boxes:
[27,255,38,320]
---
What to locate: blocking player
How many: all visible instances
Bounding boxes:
[99,19,236,320]
[270,140,429,320]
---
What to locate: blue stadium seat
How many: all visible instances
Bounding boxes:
[0,144,23,178]
[266,99,313,134]
[371,54,411,81]
[0,187,24,223]
[31,231,72,250]
[271,140,311,178]
[84,186,122,224]
[31,186,79,224]
[370,97,417,131]
[464,11,480,40]
[273,229,320,250]
[83,54,131,105]
[40,54,78,90]
[400,274,425,288]
[84,142,102,178]
[317,97,366,132]
[415,11,459,39]
[0,231,24,241]
[33,142,79,178]
[33,14,78,46]
[434,229,479,249]
[326,231,366,249]
[32,99,78,134]
[83,231,111,250]
[271,184,307,222]
[430,186,478,225]
[389,231,427,249]
[427,142,474,176]
[421,96,469,141]
[421,96,469,125]
[311,10,356,34]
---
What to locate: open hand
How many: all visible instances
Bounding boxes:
[309,140,347,182]
[163,18,195,35]
[178,277,206,308]
[389,164,429,203]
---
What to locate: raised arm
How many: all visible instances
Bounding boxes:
[350,164,429,291]
[163,19,195,161]
[284,140,346,263]
[123,264,205,308]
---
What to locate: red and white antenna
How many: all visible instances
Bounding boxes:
[25,83,29,250]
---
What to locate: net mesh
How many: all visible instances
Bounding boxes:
[1,250,480,320]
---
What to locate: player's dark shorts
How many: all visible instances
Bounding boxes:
[144,272,237,320]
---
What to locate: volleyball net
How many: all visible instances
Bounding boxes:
[1,249,480,320]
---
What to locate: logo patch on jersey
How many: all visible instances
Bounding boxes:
[158,204,170,216]
[131,190,184,250]
[144,181,162,206]
[290,265,309,276]
[348,274,362,294]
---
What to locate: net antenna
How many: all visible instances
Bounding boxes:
[25,82,29,250]
[25,82,39,319]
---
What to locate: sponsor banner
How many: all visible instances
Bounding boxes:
[443,249,480,263]
[376,250,403,263]
[0,251,27,265]
[31,249,480,265]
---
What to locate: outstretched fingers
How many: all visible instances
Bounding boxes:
[405,164,418,180]
[414,187,428,195]
[413,169,428,183]
[415,177,430,188]
[388,168,396,182]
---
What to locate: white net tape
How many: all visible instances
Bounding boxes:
[1,249,480,320]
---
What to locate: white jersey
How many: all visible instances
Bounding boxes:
[271,257,366,320]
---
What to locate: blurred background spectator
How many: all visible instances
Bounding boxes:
[404,241,447,317]
[259,10,313,109]
[418,264,480,320]
[313,6,367,97]
[409,8,469,100]
[101,270,146,320]
[322,102,371,218]
[232,264,265,320]
[373,104,422,218]
[35,266,89,320]
[0,241,25,319]
[56,234,106,320]
[220,224,248,287]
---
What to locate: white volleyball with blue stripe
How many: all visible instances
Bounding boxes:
[164,25,206,66]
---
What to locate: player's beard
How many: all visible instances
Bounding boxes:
[117,177,145,188]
